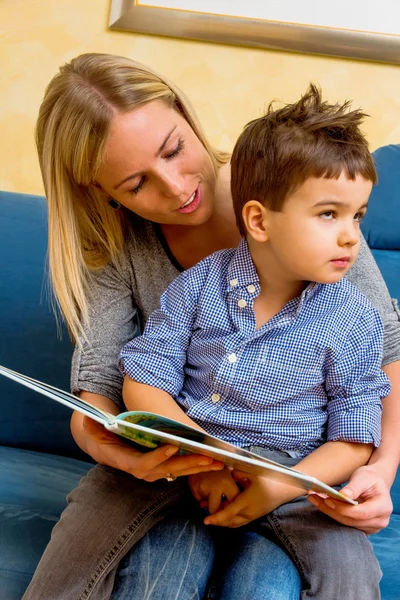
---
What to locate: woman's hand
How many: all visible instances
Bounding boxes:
[307,464,393,534]
[80,416,224,482]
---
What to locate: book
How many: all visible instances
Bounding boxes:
[0,364,357,505]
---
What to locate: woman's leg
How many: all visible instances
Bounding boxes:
[111,510,216,600]
[258,495,381,600]
[23,465,194,600]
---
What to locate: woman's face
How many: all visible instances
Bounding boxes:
[96,100,217,226]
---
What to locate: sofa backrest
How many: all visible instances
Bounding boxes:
[361,144,400,302]
[0,191,88,460]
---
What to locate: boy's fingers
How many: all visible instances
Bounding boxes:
[204,496,246,526]
[208,491,223,514]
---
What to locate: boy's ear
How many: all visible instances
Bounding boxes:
[242,200,269,242]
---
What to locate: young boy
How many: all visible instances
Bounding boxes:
[119,85,390,598]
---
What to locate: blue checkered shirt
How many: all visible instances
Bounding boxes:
[120,239,390,457]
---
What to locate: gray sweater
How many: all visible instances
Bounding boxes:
[71,216,400,409]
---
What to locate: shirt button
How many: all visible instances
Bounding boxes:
[211,393,221,403]
[227,353,237,363]
[237,299,247,308]
[230,278,238,287]
[247,284,256,294]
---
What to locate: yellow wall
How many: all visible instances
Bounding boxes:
[2,0,400,194]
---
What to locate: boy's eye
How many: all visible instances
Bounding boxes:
[353,211,365,223]
[319,211,335,220]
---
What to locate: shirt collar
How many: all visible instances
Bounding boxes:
[226,238,323,309]
[226,238,259,292]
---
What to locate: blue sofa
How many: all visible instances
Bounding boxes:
[0,145,399,599]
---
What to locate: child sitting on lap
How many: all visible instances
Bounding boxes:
[119,85,390,599]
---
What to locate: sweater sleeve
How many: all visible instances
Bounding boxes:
[346,234,400,366]
[70,255,139,410]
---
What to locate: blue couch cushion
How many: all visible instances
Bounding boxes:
[371,472,400,599]
[0,191,87,460]
[0,446,92,600]
[363,145,400,301]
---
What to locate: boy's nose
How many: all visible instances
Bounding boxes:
[338,224,359,247]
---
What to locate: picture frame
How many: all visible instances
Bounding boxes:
[109,1,400,64]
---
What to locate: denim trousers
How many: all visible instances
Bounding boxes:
[22,449,381,600]
[22,460,301,600]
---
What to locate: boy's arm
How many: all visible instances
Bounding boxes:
[122,377,203,431]
[119,260,209,408]
[205,306,389,528]
[308,359,400,533]
[203,440,373,528]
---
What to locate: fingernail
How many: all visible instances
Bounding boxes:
[211,464,224,470]
[325,499,336,509]
[198,458,213,465]
[165,447,178,457]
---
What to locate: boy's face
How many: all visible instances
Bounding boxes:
[260,172,372,285]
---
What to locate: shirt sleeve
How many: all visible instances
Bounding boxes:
[325,305,391,447]
[119,266,202,398]
[346,234,400,366]
[71,256,139,409]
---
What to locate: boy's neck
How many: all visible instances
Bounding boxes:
[248,237,308,328]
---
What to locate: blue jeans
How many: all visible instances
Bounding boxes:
[23,464,301,600]
[111,512,301,600]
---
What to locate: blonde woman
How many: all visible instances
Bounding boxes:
[24,53,400,600]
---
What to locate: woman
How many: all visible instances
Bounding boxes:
[24,53,400,600]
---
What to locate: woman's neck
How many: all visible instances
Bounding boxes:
[160,163,241,270]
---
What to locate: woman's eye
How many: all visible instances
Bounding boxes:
[319,211,335,220]
[165,138,184,160]
[130,176,146,195]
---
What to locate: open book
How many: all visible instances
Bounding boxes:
[0,364,357,505]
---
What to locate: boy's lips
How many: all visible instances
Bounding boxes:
[330,256,351,268]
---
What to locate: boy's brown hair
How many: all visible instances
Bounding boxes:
[231,84,377,235]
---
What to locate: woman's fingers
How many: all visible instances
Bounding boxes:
[307,465,393,534]
[134,450,223,481]
[83,417,224,481]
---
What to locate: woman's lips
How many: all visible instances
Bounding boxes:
[176,185,201,214]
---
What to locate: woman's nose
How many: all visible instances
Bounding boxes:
[159,169,185,198]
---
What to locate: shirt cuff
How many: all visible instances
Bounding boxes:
[327,405,382,447]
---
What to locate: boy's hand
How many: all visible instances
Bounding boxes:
[189,467,240,514]
[203,471,299,527]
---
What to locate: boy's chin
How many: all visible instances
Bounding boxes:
[313,271,350,285]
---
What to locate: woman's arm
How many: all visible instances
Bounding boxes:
[347,235,400,367]
[70,390,222,482]
[70,242,222,480]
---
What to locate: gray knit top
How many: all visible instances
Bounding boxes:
[71,216,400,409]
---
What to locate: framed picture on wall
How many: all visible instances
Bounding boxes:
[109,0,400,64]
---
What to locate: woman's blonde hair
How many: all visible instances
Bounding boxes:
[36,53,229,343]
